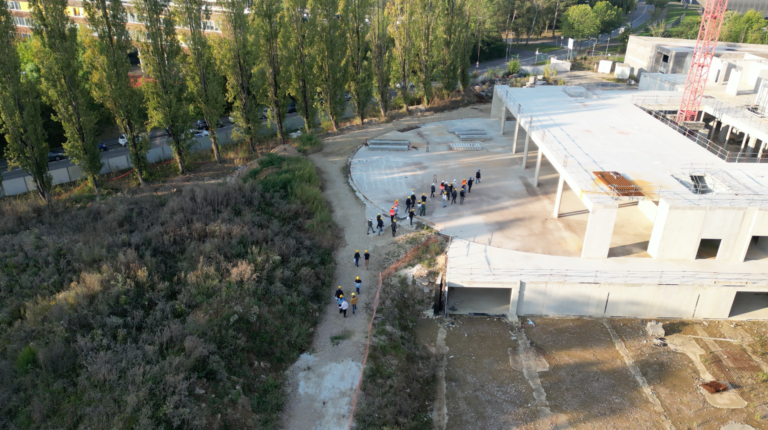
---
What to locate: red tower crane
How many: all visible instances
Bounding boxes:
[676,0,729,123]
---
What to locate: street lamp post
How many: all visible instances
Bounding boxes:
[476,16,482,71]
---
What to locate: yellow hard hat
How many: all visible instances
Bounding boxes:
[340,294,343,298]
[352,293,356,296]
[356,276,360,280]
[365,250,368,252]
[338,286,341,289]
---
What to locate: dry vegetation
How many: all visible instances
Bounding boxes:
[355,235,448,430]
[0,153,338,429]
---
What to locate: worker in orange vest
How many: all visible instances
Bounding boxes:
[389,206,396,223]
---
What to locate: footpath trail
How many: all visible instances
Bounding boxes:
[280,105,488,429]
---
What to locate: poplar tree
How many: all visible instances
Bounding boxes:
[370,0,391,116]
[0,2,51,202]
[134,0,192,174]
[176,0,226,162]
[437,0,463,94]
[457,0,476,90]
[29,0,102,192]
[283,0,319,131]
[83,0,149,185]
[253,0,288,144]
[347,0,374,124]
[216,0,260,153]
[314,0,348,131]
[388,0,413,113]
[413,0,436,105]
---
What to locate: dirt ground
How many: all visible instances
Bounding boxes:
[279,105,493,429]
[417,316,768,430]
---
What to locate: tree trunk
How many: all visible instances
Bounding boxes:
[247,135,256,154]
[90,175,101,194]
[329,113,339,131]
[552,0,560,38]
[33,178,50,203]
[177,154,186,174]
[210,124,222,163]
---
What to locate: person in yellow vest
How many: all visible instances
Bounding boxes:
[350,293,358,314]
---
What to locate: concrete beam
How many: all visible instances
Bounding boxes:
[533,147,544,187]
[553,175,565,218]
[581,204,618,259]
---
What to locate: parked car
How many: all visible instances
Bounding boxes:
[48,151,66,162]
[260,107,272,119]
[118,134,128,146]
[190,129,209,137]
[287,102,297,114]
[196,119,209,130]
[344,93,352,102]
[98,143,109,152]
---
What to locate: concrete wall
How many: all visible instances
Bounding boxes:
[648,200,768,262]
[625,36,657,76]
[516,281,768,319]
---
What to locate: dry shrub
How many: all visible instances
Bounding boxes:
[0,163,338,429]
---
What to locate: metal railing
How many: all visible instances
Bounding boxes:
[637,105,768,163]
[633,94,768,141]
[449,267,768,286]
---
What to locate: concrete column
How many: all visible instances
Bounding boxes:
[741,133,750,151]
[708,120,721,140]
[759,140,767,158]
[533,147,544,187]
[721,124,732,143]
[581,203,619,259]
[512,117,520,154]
[553,175,565,218]
[748,136,759,154]
[500,107,507,135]
[522,124,531,168]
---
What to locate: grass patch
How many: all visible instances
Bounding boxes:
[509,43,561,54]
[355,275,436,430]
[330,330,354,346]
[0,157,339,428]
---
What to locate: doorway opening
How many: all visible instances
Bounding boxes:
[696,239,721,260]
[729,292,768,319]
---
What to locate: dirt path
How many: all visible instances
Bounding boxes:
[280,106,489,429]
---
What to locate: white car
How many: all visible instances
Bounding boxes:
[118,134,128,146]
[190,129,209,137]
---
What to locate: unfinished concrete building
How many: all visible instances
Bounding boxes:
[442,85,768,321]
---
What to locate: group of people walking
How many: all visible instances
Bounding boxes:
[440,169,481,207]
[366,169,484,238]
[336,254,369,318]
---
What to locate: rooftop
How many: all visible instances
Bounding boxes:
[495,86,768,208]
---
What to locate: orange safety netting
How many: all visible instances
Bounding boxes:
[346,235,439,430]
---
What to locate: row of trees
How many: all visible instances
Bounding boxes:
[0,0,491,200]
[666,9,768,45]
[486,0,633,46]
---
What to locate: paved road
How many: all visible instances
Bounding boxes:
[0,109,325,181]
[474,1,652,75]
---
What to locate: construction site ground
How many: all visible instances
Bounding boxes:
[418,316,768,430]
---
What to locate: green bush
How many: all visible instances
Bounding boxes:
[0,160,339,428]
[14,345,37,375]
[296,133,322,151]
[507,59,521,75]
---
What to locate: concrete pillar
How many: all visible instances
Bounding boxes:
[721,124,732,143]
[522,123,531,168]
[581,203,619,259]
[759,140,767,158]
[742,133,750,151]
[708,120,721,140]
[553,175,565,218]
[500,107,507,135]
[512,117,520,154]
[748,136,759,154]
[533,147,544,187]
